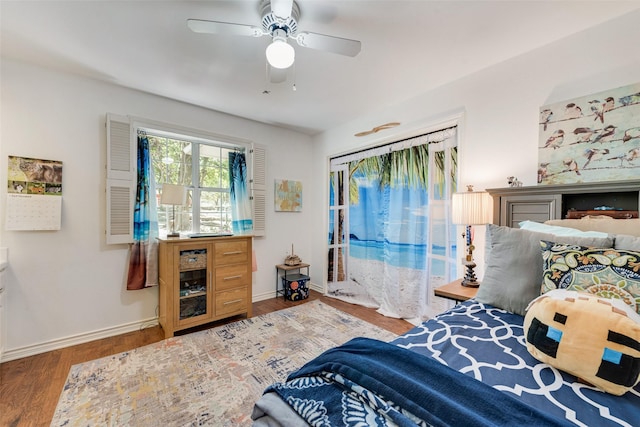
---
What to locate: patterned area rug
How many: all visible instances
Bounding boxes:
[51,300,396,426]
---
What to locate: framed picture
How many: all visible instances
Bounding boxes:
[538,82,640,185]
[275,179,302,212]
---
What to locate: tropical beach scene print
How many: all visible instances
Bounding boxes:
[328,131,458,322]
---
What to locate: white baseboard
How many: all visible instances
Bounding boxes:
[1,317,159,363]
[3,283,326,363]
[252,289,278,302]
[309,282,324,293]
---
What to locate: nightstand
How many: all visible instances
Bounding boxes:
[434,279,478,303]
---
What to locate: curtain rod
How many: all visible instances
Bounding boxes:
[330,125,457,166]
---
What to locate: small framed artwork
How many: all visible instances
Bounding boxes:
[275,179,302,212]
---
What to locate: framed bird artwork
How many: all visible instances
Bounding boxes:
[538,82,640,185]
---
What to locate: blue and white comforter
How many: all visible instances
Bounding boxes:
[262,337,573,427]
[393,300,640,427]
[252,300,640,427]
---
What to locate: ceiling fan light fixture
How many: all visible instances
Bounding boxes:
[266,31,295,69]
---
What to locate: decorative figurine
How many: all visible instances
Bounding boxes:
[284,244,301,266]
[507,176,523,187]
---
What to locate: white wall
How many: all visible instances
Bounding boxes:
[0,59,314,360]
[308,11,640,290]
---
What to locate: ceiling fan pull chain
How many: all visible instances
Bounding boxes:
[292,62,297,92]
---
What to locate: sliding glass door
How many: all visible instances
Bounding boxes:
[328,164,349,284]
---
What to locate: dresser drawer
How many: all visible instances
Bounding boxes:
[214,240,248,265]
[216,287,248,316]
[215,263,250,291]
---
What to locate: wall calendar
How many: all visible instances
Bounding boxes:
[6,156,63,231]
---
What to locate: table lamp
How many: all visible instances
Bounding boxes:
[451,185,492,287]
[161,183,186,237]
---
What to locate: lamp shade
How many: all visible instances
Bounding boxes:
[451,188,492,225]
[160,184,186,206]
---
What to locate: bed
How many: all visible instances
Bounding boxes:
[252,217,640,427]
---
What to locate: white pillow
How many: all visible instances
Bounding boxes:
[518,220,609,238]
[614,234,640,251]
[545,216,640,237]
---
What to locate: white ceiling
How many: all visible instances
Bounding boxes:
[2,1,639,135]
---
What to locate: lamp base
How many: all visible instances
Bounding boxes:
[461,259,480,288]
[461,278,480,288]
[167,232,180,238]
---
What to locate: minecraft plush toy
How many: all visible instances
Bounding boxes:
[524,289,640,395]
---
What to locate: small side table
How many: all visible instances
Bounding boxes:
[275,263,310,299]
[434,279,478,303]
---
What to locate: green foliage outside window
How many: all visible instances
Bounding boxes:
[147,133,237,235]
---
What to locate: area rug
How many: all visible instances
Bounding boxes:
[51,300,396,426]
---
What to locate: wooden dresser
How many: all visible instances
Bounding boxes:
[157,235,252,338]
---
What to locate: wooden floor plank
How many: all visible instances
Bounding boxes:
[0,291,412,426]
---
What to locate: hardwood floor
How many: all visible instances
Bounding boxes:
[0,291,413,426]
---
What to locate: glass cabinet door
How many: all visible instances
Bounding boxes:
[178,248,210,322]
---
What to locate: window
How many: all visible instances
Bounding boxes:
[105,114,264,244]
[145,129,245,236]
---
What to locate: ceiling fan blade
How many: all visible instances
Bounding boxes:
[187,19,264,37]
[271,0,293,19]
[295,32,361,57]
[269,66,287,84]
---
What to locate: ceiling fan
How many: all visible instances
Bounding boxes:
[187,0,361,83]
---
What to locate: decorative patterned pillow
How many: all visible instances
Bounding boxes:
[540,240,640,314]
[524,289,640,396]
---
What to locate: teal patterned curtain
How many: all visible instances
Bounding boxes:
[229,151,253,234]
[127,130,159,290]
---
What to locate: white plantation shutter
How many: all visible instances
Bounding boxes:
[106,113,135,244]
[250,144,266,191]
[250,143,266,237]
[251,190,266,236]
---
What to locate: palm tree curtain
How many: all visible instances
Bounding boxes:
[229,151,253,234]
[126,130,159,290]
[328,127,457,321]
